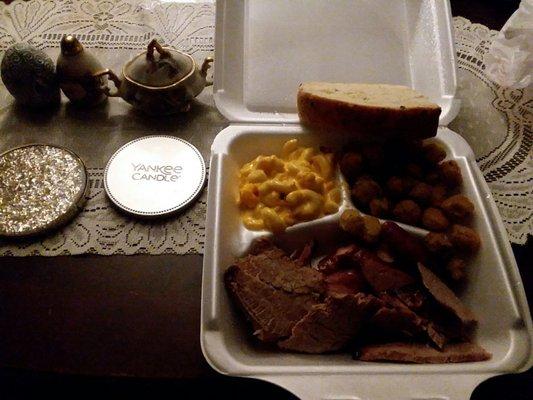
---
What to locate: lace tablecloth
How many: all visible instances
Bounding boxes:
[0,1,530,256]
[451,17,532,246]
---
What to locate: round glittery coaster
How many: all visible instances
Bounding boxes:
[0,144,88,237]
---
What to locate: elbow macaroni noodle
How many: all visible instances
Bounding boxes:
[238,139,341,232]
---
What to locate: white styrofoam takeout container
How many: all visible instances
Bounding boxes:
[201,1,533,399]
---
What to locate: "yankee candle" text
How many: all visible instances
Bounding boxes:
[131,163,183,182]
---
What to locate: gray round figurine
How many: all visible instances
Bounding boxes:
[0,43,60,108]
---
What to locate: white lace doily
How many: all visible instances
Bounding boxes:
[451,17,532,245]
[0,168,207,256]
[0,3,530,256]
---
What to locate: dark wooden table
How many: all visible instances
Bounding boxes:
[1,1,531,399]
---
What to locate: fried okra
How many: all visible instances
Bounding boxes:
[351,177,382,207]
[340,152,363,182]
[430,184,448,207]
[409,182,432,205]
[340,209,362,234]
[447,257,466,281]
[369,197,390,218]
[441,194,474,222]
[357,215,382,244]
[424,232,453,255]
[405,163,424,180]
[449,224,481,254]
[340,209,382,244]
[386,176,405,198]
[361,144,385,169]
[392,200,422,225]
[422,207,450,231]
[425,169,441,185]
[422,142,447,165]
[386,176,416,198]
[439,160,463,188]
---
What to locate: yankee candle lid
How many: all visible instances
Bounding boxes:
[104,136,206,217]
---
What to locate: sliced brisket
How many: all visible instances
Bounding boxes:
[381,221,428,266]
[290,240,316,265]
[370,293,448,349]
[358,342,491,363]
[354,249,415,293]
[279,293,380,353]
[225,239,485,361]
[225,242,325,342]
[238,245,325,295]
[316,244,360,274]
[418,263,477,327]
[325,269,367,297]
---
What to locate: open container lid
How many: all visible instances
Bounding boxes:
[214,0,460,126]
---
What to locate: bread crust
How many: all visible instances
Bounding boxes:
[297,84,441,142]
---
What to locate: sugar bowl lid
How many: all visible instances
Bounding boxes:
[125,39,194,87]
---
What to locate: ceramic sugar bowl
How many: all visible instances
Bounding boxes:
[95,39,213,115]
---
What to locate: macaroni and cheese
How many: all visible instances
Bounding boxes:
[238,139,341,232]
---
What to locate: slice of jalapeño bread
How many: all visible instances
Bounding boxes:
[297,82,441,142]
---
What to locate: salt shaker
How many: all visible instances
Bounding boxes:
[56,35,107,106]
